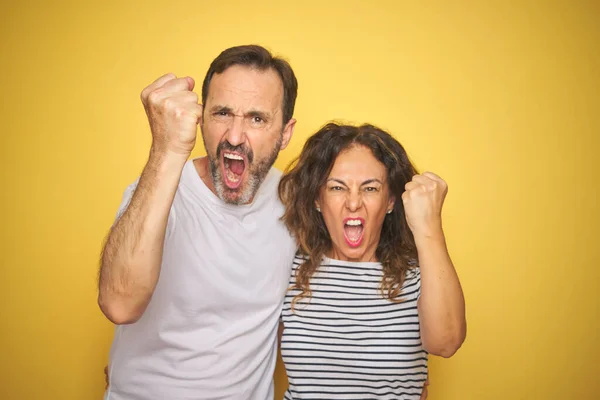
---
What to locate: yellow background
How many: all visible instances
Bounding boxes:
[1,1,598,399]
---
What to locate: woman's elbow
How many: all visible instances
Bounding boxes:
[428,340,462,358]
[423,323,467,358]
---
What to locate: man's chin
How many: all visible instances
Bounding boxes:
[215,179,252,205]
[219,188,244,205]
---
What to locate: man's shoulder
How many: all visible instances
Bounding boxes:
[256,167,283,197]
[267,166,284,183]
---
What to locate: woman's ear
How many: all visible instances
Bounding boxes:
[315,200,321,213]
[387,196,396,214]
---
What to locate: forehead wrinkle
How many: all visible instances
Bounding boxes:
[206,66,284,117]
[330,149,387,180]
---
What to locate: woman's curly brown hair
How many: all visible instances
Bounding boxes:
[278,122,420,309]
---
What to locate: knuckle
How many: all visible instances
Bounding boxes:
[174,107,189,119]
[163,97,184,115]
[162,97,174,109]
[147,90,162,105]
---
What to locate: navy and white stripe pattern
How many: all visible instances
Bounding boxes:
[281,256,427,399]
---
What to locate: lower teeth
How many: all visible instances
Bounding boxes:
[226,168,240,183]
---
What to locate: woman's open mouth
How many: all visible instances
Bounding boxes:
[343,217,365,248]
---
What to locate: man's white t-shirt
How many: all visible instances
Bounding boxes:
[104,159,297,400]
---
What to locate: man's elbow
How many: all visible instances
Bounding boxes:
[98,292,144,325]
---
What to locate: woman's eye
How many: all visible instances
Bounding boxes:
[364,187,378,192]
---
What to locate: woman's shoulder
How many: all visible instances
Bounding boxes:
[293,253,309,263]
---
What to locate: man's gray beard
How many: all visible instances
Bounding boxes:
[207,135,283,205]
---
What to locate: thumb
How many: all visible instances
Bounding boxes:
[185,76,195,91]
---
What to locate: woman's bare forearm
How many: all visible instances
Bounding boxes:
[416,230,466,357]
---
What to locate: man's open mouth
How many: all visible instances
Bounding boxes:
[222,152,247,189]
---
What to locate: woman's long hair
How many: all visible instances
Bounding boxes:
[278,123,419,308]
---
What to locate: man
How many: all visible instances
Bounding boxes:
[98,45,298,399]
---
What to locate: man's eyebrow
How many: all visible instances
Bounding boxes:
[209,105,232,113]
[208,106,272,119]
[245,110,271,119]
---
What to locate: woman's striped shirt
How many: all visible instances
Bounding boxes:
[281,256,427,399]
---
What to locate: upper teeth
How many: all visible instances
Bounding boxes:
[224,153,243,160]
[346,219,362,226]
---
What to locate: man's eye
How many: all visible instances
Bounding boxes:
[253,116,263,123]
[213,111,229,118]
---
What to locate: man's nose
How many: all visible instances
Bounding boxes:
[225,115,246,147]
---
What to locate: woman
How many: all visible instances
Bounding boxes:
[278,123,466,399]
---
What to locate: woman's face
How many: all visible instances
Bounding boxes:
[317,145,395,262]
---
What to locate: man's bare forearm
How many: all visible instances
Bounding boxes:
[98,150,187,324]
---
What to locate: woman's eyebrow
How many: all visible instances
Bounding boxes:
[360,178,383,186]
[326,178,348,187]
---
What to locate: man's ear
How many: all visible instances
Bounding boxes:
[280,118,296,150]
[197,104,204,127]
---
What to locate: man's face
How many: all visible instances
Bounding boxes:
[200,65,295,204]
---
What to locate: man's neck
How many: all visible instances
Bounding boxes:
[193,157,218,196]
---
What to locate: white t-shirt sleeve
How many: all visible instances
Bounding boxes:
[112,178,177,240]
[114,179,139,223]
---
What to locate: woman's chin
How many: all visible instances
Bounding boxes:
[329,244,375,263]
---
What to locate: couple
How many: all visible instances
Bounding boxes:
[98,45,466,400]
